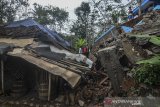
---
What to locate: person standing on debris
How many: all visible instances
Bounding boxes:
[128,6,134,20]
[129,0,142,16]
[137,0,142,16]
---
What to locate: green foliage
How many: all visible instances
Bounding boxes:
[33,3,49,25]
[70,21,87,39]
[33,3,68,32]
[75,2,90,18]
[71,2,91,39]
[134,56,160,85]
[75,38,87,49]
[129,35,160,85]
[136,55,160,65]
[149,36,160,46]
[128,34,160,46]
[0,0,29,23]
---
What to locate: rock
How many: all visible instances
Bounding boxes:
[152,46,160,53]
[122,39,144,63]
[127,72,133,77]
[121,77,135,92]
[123,67,130,72]
[139,83,148,89]
[147,94,155,100]
[145,49,153,56]
[136,37,149,46]
[78,100,85,107]
[69,93,75,105]
[55,95,65,103]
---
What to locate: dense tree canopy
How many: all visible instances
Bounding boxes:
[32,3,69,32]
[71,2,91,38]
[70,0,128,48]
[0,0,29,24]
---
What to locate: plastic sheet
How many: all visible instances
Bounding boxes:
[121,26,133,33]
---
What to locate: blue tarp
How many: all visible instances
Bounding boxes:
[6,19,70,49]
[121,26,133,33]
[153,5,160,10]
[95,26,115,43]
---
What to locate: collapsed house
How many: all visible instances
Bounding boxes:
[0,19,94,106]
[0,1,160,107]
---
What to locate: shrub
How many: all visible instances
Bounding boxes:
[133,55,160,85]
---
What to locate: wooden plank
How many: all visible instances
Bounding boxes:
[48,73,51,101]
[0,38,33,47]
[99,77,108,86]
[59,60,90,71]
[122,16,143,27]
[1,60,4,94]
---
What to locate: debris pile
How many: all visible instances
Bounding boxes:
[89,11,160,103]
[117,11,160,97]
[133,11,160,34]
[53,71,113,107]
[75,72,113,106]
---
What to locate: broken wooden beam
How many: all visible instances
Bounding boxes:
[48,73,51,101]
[1,60,4,94]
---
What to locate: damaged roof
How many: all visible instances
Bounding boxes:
[0,19,91,88]
[5,18,70,49]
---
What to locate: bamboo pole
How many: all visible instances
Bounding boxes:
[1,60,4,93]
[48,73,51,101]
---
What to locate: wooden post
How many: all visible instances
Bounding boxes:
[1,60,4,94]
[48,73,51,101]
[111,30,117,40]
[103,38,106,47]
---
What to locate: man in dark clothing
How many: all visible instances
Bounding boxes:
[128,6,134,20]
